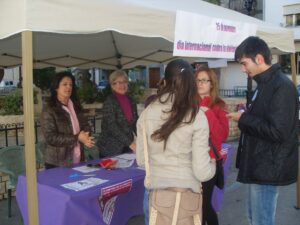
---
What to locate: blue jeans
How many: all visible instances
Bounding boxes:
[246,184,279,225]
[143,189,149,225]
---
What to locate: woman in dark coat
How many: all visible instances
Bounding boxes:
[97,70,138,158]
[40,71,95,169]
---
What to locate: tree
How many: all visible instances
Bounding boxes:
[204,0,221,5]
[0,69,4,83]
[76,70,98,103]
[33,67,56,90]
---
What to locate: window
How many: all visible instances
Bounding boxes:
[286,15,293,26]
[279,54,291,74]
[296,14,300,26]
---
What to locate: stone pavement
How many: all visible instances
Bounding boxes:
[218,141,300,225]
[1,141,300,225]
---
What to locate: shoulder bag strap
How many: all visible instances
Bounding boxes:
[199,106,222,161]
[142,107,151,187]
[143,107,159,225]
[209,138,221,160]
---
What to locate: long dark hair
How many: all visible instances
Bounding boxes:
[151,59,199,148]
[48,71,82,112]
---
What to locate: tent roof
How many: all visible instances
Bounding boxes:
[0,0,295,69]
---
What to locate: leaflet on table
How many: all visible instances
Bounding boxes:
[114,153,136,161]
[61,177,108,191]
[115,158,134,168]
[73,165,100,173]
[112,155,135,168]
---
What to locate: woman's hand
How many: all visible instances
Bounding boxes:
[78,131,95,148]
[129,142,136,153]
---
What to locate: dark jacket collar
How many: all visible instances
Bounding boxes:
[253,64,281,84]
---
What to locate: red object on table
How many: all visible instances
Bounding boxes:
[99,159,118,168]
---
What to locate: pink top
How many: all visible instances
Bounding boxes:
[114,92,133,122]
[62,99,81,164]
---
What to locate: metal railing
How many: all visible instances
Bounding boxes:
[0,87,17,95]
[0,115,102,148]
[219,89,247,97]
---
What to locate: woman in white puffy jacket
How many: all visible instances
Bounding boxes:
[136,59,216,225]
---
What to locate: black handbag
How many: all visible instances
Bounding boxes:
[209,139,225,189]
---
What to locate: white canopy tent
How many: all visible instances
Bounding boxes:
[0,0,295,69]
[0,1,297,224]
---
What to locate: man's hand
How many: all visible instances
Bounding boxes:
[226,111,243,122]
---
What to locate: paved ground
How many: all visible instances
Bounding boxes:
[1,140,300,225]
[218,142,300,225]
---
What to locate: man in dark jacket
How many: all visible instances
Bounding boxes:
[227,36,298,225]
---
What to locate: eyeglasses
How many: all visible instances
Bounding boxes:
[112,80,128,86]
[196,79,211,84]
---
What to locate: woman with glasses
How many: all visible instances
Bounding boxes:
[97,70,138,158]
[195,67,229,225]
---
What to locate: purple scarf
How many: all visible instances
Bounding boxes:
[114,92,133,122]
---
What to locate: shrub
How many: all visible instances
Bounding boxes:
[127,80,145,103]
[33,67,56,91]
[0,89,39,115]
[1,90,23,115]
[95,85,112,103]
[77,82,98,104]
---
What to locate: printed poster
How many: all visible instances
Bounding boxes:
[99,179,133,224]
[174,10,257,59]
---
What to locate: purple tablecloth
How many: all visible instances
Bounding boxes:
[16,162,145,225]
[212,143,233,212]
[16,144,232,224]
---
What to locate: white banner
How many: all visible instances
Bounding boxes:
[173,11,257,59]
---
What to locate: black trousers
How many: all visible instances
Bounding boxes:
[99,146,132,158]
[202,173,218,225]
[44,163,57,170]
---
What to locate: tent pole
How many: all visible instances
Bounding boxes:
[291,53,300,209]
[21,31,40,225]
[291,53,297,85]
